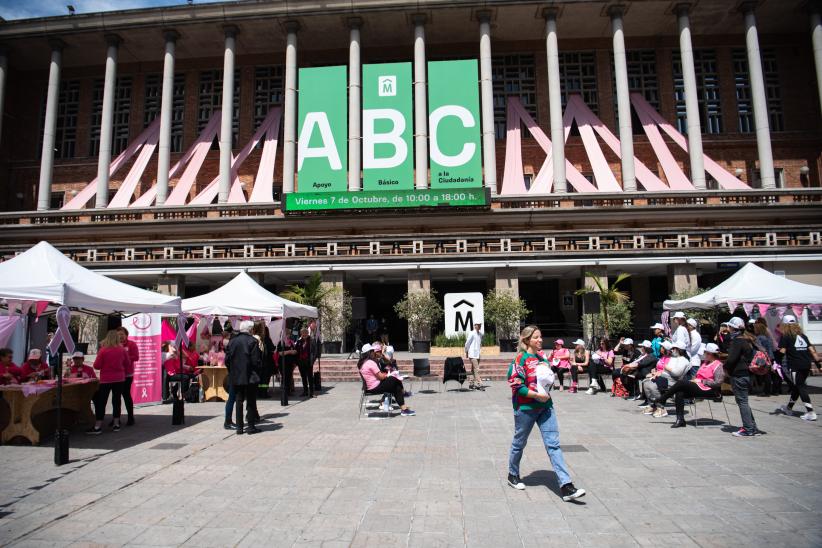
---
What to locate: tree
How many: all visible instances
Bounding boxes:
[575,272,631,339]
[282,273,352,342]
[669,286,717,327]
[394,291,443,342]
[484,289,530,342]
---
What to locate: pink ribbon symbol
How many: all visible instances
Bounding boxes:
[174,313,189,349]
[48,306,76,355]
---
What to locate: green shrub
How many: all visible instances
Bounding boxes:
[433,332,497,347]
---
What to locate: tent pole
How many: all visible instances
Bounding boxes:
[280,322,289,406]
[54,347,69,465]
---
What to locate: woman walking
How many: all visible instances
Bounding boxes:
[506,325,585,502]
[775,315,820,421]
[87,330,129,434]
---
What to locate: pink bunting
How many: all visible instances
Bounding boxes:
[757,304,771,316]
[791,305,805,319]
[742,303,755,317]
[726,301,739,313]
[773,306,787,320]
[809,305,822,318]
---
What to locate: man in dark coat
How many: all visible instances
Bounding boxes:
[225,320,262,434]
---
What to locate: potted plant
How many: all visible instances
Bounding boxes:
[394,290,443,353]
[484,289,530,352]
[282,273,352,354]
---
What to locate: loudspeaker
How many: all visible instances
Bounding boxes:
[582,292,601,314]
[351,297,367,320]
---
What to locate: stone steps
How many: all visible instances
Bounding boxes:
[311,358,514,382]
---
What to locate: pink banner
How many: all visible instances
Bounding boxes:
[125,314,163,404]
[791,305,805,319]
[758,303,771,316]
[727,301,739,313]
[773,306,787,320]
[0,316,20,347]
[742,302,755,317]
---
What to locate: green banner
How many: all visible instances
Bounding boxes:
[284,188,488,212]
[427,60,482,189]
[362,62,413,191]
[297,65,347,192]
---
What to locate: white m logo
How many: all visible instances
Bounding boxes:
[378,76,396,97]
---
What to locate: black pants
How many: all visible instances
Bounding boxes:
[770,370,783,395]
[553,367,568,386]
[659,379,719,419]
[235,384,258,431]
[588,362,607,391]
[94,381,124,421]
[120,376,134,419]
[371,376,405,406]
[298,359,314,396]
[570,365,582,383]
[787,369,812,406]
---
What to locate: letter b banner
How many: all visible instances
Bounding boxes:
[427,60,482,189]
[297,66,348,192]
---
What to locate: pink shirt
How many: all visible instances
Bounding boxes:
[695,359,722,391]
[123,340,140,377]
[594,349,615,368]
[656,356,670,372]
[550,348,571,369]
[93,346,128,384]
[360,359,382,391]
[68,363,97,379]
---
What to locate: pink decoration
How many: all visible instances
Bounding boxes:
[35,301,49,320]
[809,305,822,318]
[631,93,694,190]
[726,301,739,312]
[249,108,283,203]
[0,316,20,347]
[791,305,805,319]
[161,319,176,343]
[757,303,771,316]
[773,306,787,320]
[742,302,755,316]
[107,123,161,207]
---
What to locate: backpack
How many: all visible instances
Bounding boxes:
[748,342,772,376]
[611,377,629,398]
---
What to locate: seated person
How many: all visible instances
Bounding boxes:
[164,345,197,400]
[358,343,415,416]
[643,341,691,418]
[0,347,21,385]
[621,340,658,400]
[20,349,51,382]
[654,342,725,428]
[378,344,401,379]
[548,340,571,391]
[66,351,97,379]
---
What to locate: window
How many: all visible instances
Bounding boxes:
[732,49,783,133]
[673,49,723,134]
[491,54,537,139]
[559,51,598,114]
[50,192,65,209]
[253,65,284,130]
[39,80,80,159]
[89,76,133,157]
[523,173,533,190]
[611,50,659,134]
[144,73,186,152]
[198,69,240,146]
[751,167,785,189]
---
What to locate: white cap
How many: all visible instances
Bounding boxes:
[623,338,634,345]
[661,341,673,351]
[573,339,586,347]
[650,323,664,330]
[727,317,745,330]
[672,311,686,319]
[748,318,757,324]
[360,343,373,354]
[672,340,687,351]
[28,349,41,359]
[640,340,652,348]
[686,318,698,328]
[704,343,720,354]
[71,351,84,358]
[782,314,797,324]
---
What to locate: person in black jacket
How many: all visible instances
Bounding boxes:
[723,317,761,437]
[225,320,263,435]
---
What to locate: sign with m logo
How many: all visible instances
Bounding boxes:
[378,75,397,96]
[444,292,484,337]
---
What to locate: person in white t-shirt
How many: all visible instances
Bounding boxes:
[671,312,690,351]
[686,318,702,374]
[464,323,485,391]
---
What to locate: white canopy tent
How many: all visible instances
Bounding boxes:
[664,263,822,310]
[0,241,181,314]
[181,272,287,318]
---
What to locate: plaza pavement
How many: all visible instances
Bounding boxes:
[1,377,821,548]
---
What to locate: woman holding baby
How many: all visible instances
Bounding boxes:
[506,325,586,502]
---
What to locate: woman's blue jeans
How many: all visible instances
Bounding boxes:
[508,406,572,488]
[224,384,236,423]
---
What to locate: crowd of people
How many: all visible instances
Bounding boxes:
[538,312,820,436]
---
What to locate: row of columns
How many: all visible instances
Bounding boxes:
[19,3,822,210]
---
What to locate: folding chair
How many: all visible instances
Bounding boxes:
[442,357,468,391]
[412,358,439,393]
[357,375,398,420]
[689,394,732,428]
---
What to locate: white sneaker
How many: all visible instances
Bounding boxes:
[643,407,656,415]
[653,407,669,418]
[801,411,818,421]
[775,404,792,416]
[586,387,596,395]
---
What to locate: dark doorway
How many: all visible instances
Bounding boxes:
[520,279,564,337]
[362,282,408,350]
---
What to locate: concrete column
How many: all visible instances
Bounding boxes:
[667,263,698,295]
[157,275,186,297]
[156,30,179,206]
[675,3,706,189]
[282,21,299,195]
[609,6,636,192]
[741,2,775,189]
[348,18,362,192]
[630,276,651,332]
[812,9,822,116]
[543,8,566,193]
[494,267,520,297]
[37,40,64,212]
[96,34,121,209]
[412,14,428,190]
[218,26,238,204]
[478,11,497,195]
[0,46,7,149]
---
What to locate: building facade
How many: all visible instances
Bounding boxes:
[0,0,821,347]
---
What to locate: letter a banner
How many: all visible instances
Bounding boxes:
[427,60,482,189]
[362,62,413,191]
[297,65,348,192]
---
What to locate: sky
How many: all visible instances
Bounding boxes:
[0,0,229,20]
